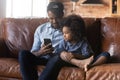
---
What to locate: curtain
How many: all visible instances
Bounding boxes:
[6,0,49,18]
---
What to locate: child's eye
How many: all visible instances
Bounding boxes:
[63,32,68,34]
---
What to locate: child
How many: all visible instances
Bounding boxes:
[57,14,94,71]
[39,14,110,80]
[58,14,110,71]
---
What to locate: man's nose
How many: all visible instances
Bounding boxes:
[53,19,57,23]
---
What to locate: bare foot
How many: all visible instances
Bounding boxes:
[76,56,94,71]
[84,56,94,71]
[85,64,92,71]
[84,64,91,71]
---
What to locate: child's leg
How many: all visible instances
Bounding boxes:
[88,52,110,70]
[70,56,94,70]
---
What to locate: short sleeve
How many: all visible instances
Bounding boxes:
[81,40,94,58]
[55,40,66,54]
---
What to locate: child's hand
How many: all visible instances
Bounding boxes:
[60,51,74,62]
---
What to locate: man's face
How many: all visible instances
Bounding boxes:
[48,11,63,29]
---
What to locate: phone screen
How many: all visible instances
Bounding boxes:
[44,39,52,45]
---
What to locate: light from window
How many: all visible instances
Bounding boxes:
[6,0,49,18]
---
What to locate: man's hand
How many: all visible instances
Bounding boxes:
[60,51,74,62]
[33,43,54,56]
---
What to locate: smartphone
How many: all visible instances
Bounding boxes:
[44,38,52,47]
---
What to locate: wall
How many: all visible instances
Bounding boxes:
[0,0,6,18]
[50,0,111,18]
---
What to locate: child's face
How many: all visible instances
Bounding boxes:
[62,26,73,42]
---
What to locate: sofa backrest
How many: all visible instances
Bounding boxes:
[84,18,102,56]
[1,17,120,62]
[0,18,102,58]
[101,17,120,62]
[0,18,48,58]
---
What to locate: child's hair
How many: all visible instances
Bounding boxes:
[47,1,64,17]
[62,14,86,41]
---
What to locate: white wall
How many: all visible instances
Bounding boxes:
[0,0,6,18]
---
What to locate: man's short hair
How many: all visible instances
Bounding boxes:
[47,1,64,17]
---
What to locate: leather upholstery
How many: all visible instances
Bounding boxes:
[0,18,120,80]
[101,18,120,62]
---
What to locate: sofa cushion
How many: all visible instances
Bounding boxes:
[3,18,48,58]
[57,67,85,80]
[2,18,101,58]
[84,18,101,55]
[86,63,120,80]
[101,18,120,62]
[0,58,21,78]
[0,58,85,80]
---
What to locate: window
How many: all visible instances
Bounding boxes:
[6,0,49,18]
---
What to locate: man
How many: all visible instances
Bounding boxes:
[19,1,64,80]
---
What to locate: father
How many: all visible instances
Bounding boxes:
[19,1,64,80]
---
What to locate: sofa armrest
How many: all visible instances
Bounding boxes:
[0,38,11,57]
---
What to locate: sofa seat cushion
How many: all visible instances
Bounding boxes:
[86,63,120,80]
[37,66,85,80]
[38,66,85,80]
[0,58,85,80]
[0,77,21,80]
[58,67,85,80]
[0,58,21,79]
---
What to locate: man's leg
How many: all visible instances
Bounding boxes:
[38,54,64,80]
[19,50,48,80]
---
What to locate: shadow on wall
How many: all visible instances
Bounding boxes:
[83,0,103,4]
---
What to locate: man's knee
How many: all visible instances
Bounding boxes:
[19,50,30,61]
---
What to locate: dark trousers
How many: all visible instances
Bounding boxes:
[19,50,50,80]
[39,52,110,80]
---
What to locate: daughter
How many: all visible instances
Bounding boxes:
[39,14,110,80]
[58,15,110,71]
[57,14,94,71]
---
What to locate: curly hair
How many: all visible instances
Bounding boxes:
[62,15,86,41]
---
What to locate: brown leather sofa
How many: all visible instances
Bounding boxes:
[0,17,120,80]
